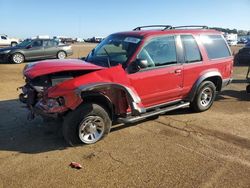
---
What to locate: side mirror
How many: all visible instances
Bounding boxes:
[128,59,148,74]
[80,57,86,60]
[26,45,32,49]
[136,59,148,69]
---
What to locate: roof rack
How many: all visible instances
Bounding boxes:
[133,25,173,31]
[172,25,209,29]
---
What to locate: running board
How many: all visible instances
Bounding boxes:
[118,102,190,124]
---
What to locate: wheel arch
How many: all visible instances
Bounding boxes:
[81,91,114,120]
[76,82,145,116]
[187,71,223,102]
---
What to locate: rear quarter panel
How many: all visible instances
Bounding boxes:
[182,34,233,97]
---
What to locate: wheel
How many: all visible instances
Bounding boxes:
[190,81,216,112]
[57,51,66,59]
[63,103,111,146]
[11,42,17,47]
[11,53,24,64]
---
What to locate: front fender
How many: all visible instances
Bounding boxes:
[76,82,145,116]
[47,65,145,115]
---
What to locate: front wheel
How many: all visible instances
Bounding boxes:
[63,103,111,146]
[190,81,216,112]
[11,53,24,64]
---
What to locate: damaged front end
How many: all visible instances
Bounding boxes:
[19,60,144,121]
[18,59,103,120]
[19,76,71,120]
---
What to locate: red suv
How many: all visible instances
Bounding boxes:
[19,25,233,145]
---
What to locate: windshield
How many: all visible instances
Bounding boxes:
[16,39,32,47]
[86,34,141,67]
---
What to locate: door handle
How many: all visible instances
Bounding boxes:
[175,69,182,74]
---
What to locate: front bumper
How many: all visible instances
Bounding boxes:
[19,85,68,120]
[0,53,10,63]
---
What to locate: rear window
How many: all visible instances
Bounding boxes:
[200,35,231,59]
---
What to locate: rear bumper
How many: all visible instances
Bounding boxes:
[66,50,73,56]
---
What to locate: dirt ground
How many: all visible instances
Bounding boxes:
[0,44,250,188]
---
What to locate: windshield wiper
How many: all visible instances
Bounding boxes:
[103,47,111,68]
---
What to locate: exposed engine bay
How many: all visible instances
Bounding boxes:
[19,70,95,119]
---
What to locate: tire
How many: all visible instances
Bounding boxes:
[63,103,111,146]
[11,42,17,47]
[190,81,216,112]
[57,51,67,59]
[11,53,24,64]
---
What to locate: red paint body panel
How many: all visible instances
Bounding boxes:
[128,65,183,107]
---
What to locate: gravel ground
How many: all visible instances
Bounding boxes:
[0,44,250,188]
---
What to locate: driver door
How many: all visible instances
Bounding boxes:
[24,40,44,59]
[128,35,183,107]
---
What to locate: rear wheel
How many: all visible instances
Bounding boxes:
[11,53,24,64]
[57,51,66,59]
[63,103,111,146]
[190,81,216,112]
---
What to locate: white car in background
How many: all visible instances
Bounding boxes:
[227,40,238,46]
[0,34,20,47]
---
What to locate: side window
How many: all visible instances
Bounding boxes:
[43,40,49,47]
[32,40,42,47]
[1,36,7,40]
[43,40,56,47]
[137,36,177,68]
[200,35,231,59]
[53,41,59,46]
[181,35,202,63]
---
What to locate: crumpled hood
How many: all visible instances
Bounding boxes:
[23,59,105,79]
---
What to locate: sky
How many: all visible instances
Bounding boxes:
[0,0,249,39]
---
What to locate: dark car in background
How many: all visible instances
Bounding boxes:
[235,43,250,65]
[0,38,73,64]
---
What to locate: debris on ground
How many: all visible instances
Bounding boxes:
[69,162,82,169]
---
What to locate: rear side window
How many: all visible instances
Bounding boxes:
[44,40,58,47]
[181,35,202,63]
[200,35,231,59]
